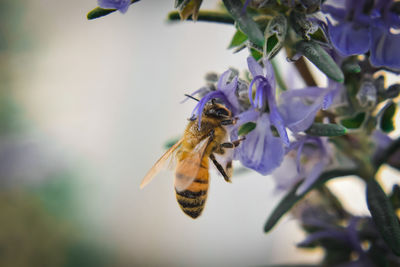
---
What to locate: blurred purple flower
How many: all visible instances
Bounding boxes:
[322,0,400,69]
[298,217,375,267]
[191,69,240,128]
[98,0,131,13]
[273,135,330,194]
[278,80,342,133]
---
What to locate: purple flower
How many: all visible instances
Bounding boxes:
[278,81,343,133]
[231,110,285,175]
[98,0,131,13]
[322,0,400,69]
[247,56,289,145]
[191,69,240,128]
[273,135,330,194]
[298,217,375,267]
[227,56,288,175]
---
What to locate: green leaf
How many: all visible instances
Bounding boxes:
[366,179,400,256]
[250,48,263,61]
[306,123,347,137]
[340,112,365,129]
[175,0,203,21]
[264,169,358,233]
[228,30,248,49]
[264,15,287,59]
[380,102,396,133]
[238,122,256,136]
[295,40,344,83]
[222,0,264,47]
[87,7,116,20]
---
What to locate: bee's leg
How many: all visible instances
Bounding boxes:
[220,117,238,126]
[209,153,230,182]
[220,136,246,149]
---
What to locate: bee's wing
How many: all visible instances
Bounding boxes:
[174,136,210,192]
[140,139,183,189]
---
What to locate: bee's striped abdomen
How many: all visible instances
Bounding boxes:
[175,157,209,219]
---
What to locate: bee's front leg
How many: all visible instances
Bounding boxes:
[220,136,246,149]
[220,117,238,126]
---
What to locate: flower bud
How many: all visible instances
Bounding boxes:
[289,11,318,40]
[356,80,377,108]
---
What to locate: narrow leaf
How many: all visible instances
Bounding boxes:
[176,0,203,21]
[264,169,358,232]
[380,102,396,133]
[366,179,400,256]
[228,30,248,49]
[306,123,347,137]
[222,0,264,47]
[264,15,287,59]
[87,7,116,20]
[295,40,344,83]
[340,112,365,129]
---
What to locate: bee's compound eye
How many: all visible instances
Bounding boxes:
[216,108,229,117]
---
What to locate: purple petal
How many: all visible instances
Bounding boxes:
[235,113,284,175]
[370,26,400,69]
[328,20,370,56]
[192,91,225,128]
[269,108,290,146]
[220,75,240,114]
[279,88,327,133]
[247,56,264,78]
[296,160,325,195]
[98,0,131,13]
[217,70,232,91]
[262,58,276,94]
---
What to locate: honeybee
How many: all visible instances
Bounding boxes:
[140,99,243,218]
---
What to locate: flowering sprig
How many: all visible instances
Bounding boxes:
[90,0,400,265]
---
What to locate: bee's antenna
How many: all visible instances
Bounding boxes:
[184,94,200,102]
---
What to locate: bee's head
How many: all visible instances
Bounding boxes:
[203,99,232,120]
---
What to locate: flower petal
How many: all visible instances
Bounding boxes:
[279,88,327,133]
[247,56,264,77]
[98,0,131,13]
[328,20,370,56]
[235,113,284,175]
[370,27,400,69]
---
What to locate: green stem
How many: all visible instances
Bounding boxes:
[294,56,317,87]
[167,10,234,24]
[271,58,287,91]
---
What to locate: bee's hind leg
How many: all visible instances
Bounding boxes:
[209,153,231,182]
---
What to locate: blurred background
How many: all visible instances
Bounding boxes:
[1,0,395,266]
